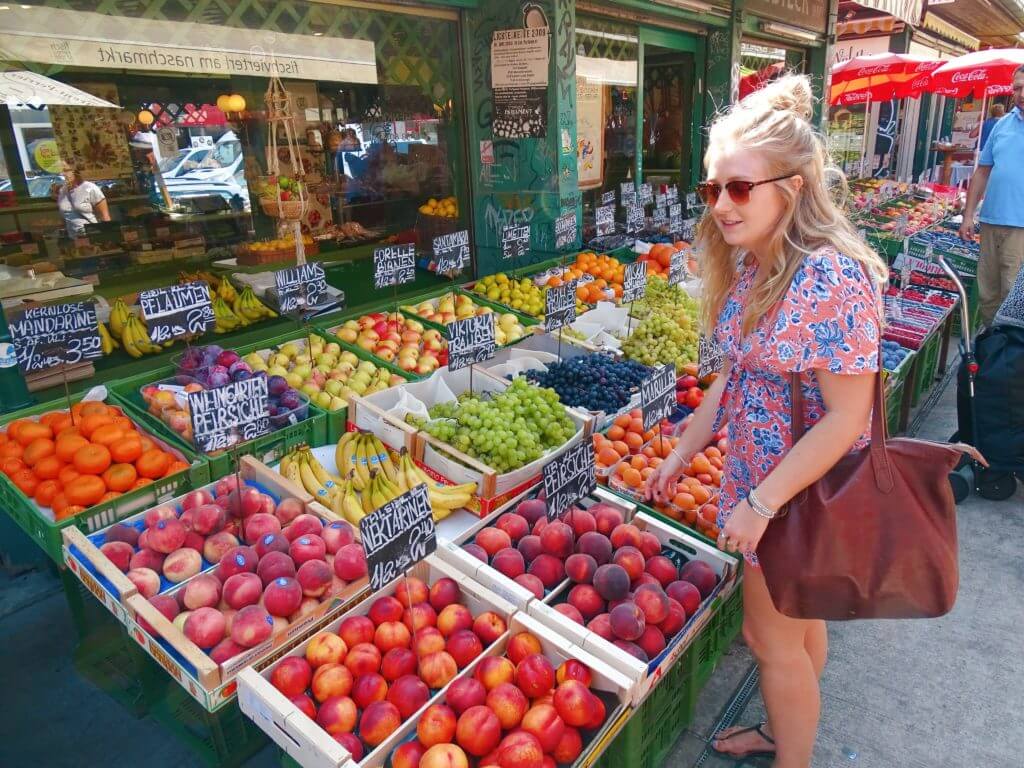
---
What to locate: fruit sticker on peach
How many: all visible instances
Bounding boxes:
[358,483,436,591]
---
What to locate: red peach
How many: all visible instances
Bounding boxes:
[351,672,388,709]
[613,639,649,662]
[126,568,160,599]
[105,523,140,548]
[163,548,202,583]
[390,741,427,768]
[592,563,630,601]
[591,503,624,536]
[637,624,667,659]
[472,611,508,645]
[639,531,663,559]
[321,520,355,554]
[437,603,474,637]
[539,521,574,559]
[181,489,214,512]
[487,682,529,730]
[149,518,187,554]
[231,605,273,647]
[517,535,543,564]
[464,543,489,562]
[610,523,643,550]
[359,700,402,746]
[418,702,458,747]
[338,615,375,648]
[253,532,289,559]
[575,531,613,565]
[204,531,240,564]
[387,673,430,718]
[315,694,357,734]
[419,650,458,688]
[516,498,548,525]
[565,553,597,584]
[183,573,222,610]
[183,607,226,649]
[368,595,405,625]
[332,732,363,761]
[264,576,303,618]
[556,659,592,687]
[413,626,447,657]
[243,512,281,545]
[532,518,548,536]
[333,544,367,581]
[403,602,438,634]
[612,546,645,581]
[289,534,327,566]
[100,541,133,573]
[457,704,502,756]
[476,527,512,557]
[514,574,545,599]
[446,629,484,668]
[527,554,565,590]
[553,726,583,764]
[633,572,661,590]
[609,602,646,641]
[447,676,487,716]
[474,656,515,690]
[306,631,347,668]
[143,505,176,529]
[553,603,584,624]
[138,594,179,635]
[567,584,605,621]
[271,656,313,697]
[216,545,258,581]
[290,693,317,720]
[374,620,412,653]
[192,503,226,536]
[521,704,565,753]
[666,580,701,615]
[586,693,607,729]
[283,513,323,541]
[498,731,544,768]
[420,744,469,768]
[393,575,429,607]
[645,555,678,588]
[634,583,670,624]
[256,550,296,587]
[562,508,596,538]
[429,577,462,610]
[495,512,530,542]
[492,547,526,579]
[296,559,332,598]
[311,662,353,702]
[274,497,306,526]
[130,547,165,573]
[506,631,543,665]
[344,642,381,676]
[515,654,556,699]
[658,598,687,637]
[182,531,205,553]
[380,647,417,681]
[553,680,596,727]
[679,560,718,598]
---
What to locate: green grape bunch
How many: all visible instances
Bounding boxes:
[621,276,700,369]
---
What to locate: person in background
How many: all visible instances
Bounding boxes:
[56,161,110,237]
[969,102,1005,151]
[960,65,1024,325]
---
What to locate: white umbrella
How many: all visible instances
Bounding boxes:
[0,70,119,108]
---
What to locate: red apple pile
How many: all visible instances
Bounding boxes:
[266,574,509,760]
[334,311,449,374]
[463,497,719,663]
[387,629,609,768]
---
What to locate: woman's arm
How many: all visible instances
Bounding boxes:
[94,196,111,222]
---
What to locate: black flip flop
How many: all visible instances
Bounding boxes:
[711,722,777,762]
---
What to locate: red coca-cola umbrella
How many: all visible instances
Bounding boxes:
[926,48,1024,99]
[830,53,942,106]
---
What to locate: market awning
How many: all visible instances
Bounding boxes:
[844,0,924,26]
[0,71,119,108]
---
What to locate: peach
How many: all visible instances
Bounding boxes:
[666,580,701,615]
[613,639,648,662]
[216,545,258,581]
[274,497,306,526]
[311,662,354,702]
[633,572,661,589]
[418,702,458,747]
[592,563,630,601]
[420,743,469,768]
[457,704,502,756]
[339,615,375,648]
[487,681,529,729]
[612,546,645,582]
[472,611,507,645]
[391,741,427,768]
[553,603,584,624]
[254,532,289,559]
[393,575,429,607]
[345,642,381,676]
[231,605,274,647]
[658,598,687,637]
[637,624,667,658]
[257,550,296,586]
[283,513,323,541]
[437,603,473,637]
[495,512,529,542]
[429,577,462,611]
[183,573,222,610]
[516,498,547,525]
[403,602,438,634]
[292,595,321,622]
[562,508,596,538]
[264,576,303,618]
[316,694,357,734]
[210,638,246,664]
[181,489,215,513]
[149,518,187,554]
[645,555,678,587]
[381,647,417,681]
[564,553,597,585]
[105,522,140,547]
[143,505,177,529]
[228,487,264,519]
[296,559,332,598]
[192,503,226,536]
[183,531,205,553]
[125,567,160,598]
[183,606,226,649]
[610,523,643,550]
[359,700,402,746]
[679,560,717,598]
[639,531,662,559]
[290,693,317,720]
[130,547,165,572]
[447,676,487,716]
[352,672,389,709]
[419,650,458,688]
[173,611,190,633]
[498,730,544,768]
[476,527,512,557]
[271,656,313,697]
[100,541,133,573]
[368,595,404,625]
[491,547,526,579]
[475,656,516,690]
[214,475,241,498]
[332,732,363,761]
[517,535,543,567]
[306,631,347,668]
[413,626,447,657]
[514,574,545,599]
[333,543,367,581]
[586,693,607,729]
[552,680,596,727]
[138,594,179,634]
[387,673,430,718]
[567,584,605,621]
[163,548,202,583]
[634,583,670,624]
[553,726,583,764]
[532,518,548,536]
[464,543,489,562]
[591,503,624,536]
[516,654,556,699]
[609,602,645,641]
[374,620,411,653]
[575,531,612,565]
[290,534,326,565]
[446,629,484,668]
[507,631,543,665]
[521,703,565,753]
[203,531,240,564]
[527,554,564,590]
[539,522,574,559]
[321,520,355,554]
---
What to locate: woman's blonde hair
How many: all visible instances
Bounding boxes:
[697,74,888,336]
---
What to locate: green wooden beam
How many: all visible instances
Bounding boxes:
[605,0,730,29]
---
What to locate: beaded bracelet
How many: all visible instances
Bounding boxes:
[747,488,778,520]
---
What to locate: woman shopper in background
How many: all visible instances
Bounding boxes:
[56,161,110,237]
[648,75,887,767]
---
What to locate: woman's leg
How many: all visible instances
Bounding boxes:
[804,618,828,679]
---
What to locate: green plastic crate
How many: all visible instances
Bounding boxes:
[912,330,942,407]
[0,392,207,565]
[72,614,158,719]
[398,285,540,338]
[885,377,905,436]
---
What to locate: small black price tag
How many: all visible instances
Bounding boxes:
[188,375,271,454]
[622,261,647,303]
[601,190,616,206]
[655,192,667,210]
[680,218,697,242]
[275,263,329,314]
[638,183,654,206]
[652,207,667,228]
[698,335,726,379]
[625,204,644,234]
[668,203,683,234]
[668,249,688,286]
[554,212,578,250]
[446,313,496,372]
[641,363,676,431]
[666,186,679,204]
[620,181,636,207]
[433,230,471,276]
[685,191,699,212]
[544,280,577,333]
[542,441,596,520]
[373,244,416,290]
[501,224,531,261]
[8,300,102,374]
[359,484,436,592]
[595,204,615,237]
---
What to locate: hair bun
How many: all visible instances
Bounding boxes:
[743,74,814,122]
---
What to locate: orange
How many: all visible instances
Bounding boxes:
[629,455,647,471]
[606,425,625,441]
[79,402,110,418]
[33,455,64,481]
[79,413,113,439]
[34,479,61,507]
[58,465,81,486]
[40,412,72,434]
[13,422,52,447]
[629,418,644,434]
[110,417,135,433]
[132,478,153,489]
[57,425,83,440]
[10,469,38,497]
[0,457,25,476]
[611,440,629,457]
[0,442,23,461]
[22,437,56,466]
[50,493,68,517]
[109,438,143,464]
[597,447,620,467]
[138,436,156,453]
[613,414,631,429]
[55,434,89,463]
[90,424,125,447]
[136,449,171,479]
[64,475,106,508]
[621,467,642,488]
[57,505,86,521]
[102,463,137,492]
[624,432,644,452]
[164,461,189,477]
[73,444,112,475]
[99,491,122,502]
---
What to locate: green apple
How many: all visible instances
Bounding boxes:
[315,353,337,367]
[324,380,344,397]
[243,352,264,368]
[279,342,300,358]
[340,351,359,366]
[350,380,367,395]
[315,363,332,375]
[294,353,312,366]
[329,396,348,410]
[325,342,341,355]
[268,364,289,378]
[300,382,321,397]
[310,343,324,357]
[314,391,333,409]
[310,333,325,344]
[286,372,304,389]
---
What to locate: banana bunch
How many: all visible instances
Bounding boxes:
[109,298,131,337]
[212,296,246,333]
[393,448,476,521]
[335,430,398,493]
[283,447,343,506]
[121,314,163,358]
[218,278,239,304]
[232,285,278,323]
[178,270,220,288]
[97,322,119,354]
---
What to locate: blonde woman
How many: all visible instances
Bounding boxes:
[648,75,888,767]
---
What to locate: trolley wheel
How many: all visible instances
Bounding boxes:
[977,469,1018,501]
[947,432,972,470]
[948,468,972,503]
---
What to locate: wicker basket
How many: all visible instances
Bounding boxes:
[259,197,306,221]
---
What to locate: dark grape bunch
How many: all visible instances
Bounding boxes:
[518,353,651,413]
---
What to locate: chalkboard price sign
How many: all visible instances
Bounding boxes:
[641,363,676,431]
[501,224,530,261]
[638,183,654,206]
[275,263,329,314]
[595,204,615,237]
[544,280,577,333]
[655,192,667,210]
[359,484,436,592]
[625,204,644,234]
[666,186,679,204]
[620,181,636,206]
[668,203,683,234]
[188,375,271,453]
[433,230,471,276]
[542,441,596,520]
[554,212,578,250]
[622,260,648,303]
[373,244,416,290]
[652,207,667,228]
[698,335,726,379]
[686,191,699,212]
[681,218,697,242]
[8,300,102,374]
[668,249,688,286]
[601,190,616,206]
[446,313,496,372]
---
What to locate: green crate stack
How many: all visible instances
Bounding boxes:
[0,392,208,565]
[912,330,942,407]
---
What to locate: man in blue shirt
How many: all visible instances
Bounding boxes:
[960,65,1024,325]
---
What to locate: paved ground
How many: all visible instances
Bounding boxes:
[0,369,1020,768]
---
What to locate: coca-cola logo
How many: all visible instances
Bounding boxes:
[842,92,870,104]
[856,65,893,76]
[951,70,986,84]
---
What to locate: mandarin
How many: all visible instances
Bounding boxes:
[110,439,144,464]
[79,402,110,418]
[33,455,64,481]
[73,444,112,475]
[14,422,52,447]
[0,442,23,461]
[22,438,56,466]
[58,465,81,486]
[55,434,90,463]
[136,449,171,479]
[65,475,106,508]
[10,469,39,497]
[132,478,153,489]
[99,491,122,503]
[34,479,61,507]
[164,461,189,477]
[621,467,643,488]
[90,425,125,447]
[79,414,113,439]
[102,463,138,492]
[0,457,25,476]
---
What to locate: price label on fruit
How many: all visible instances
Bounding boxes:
[542,441,596,520]
[544,280,577,333]
[625,204,644,234]
[446,313,496,372]
[7,300,103,374]
[188,375,271,454]
[668,203,683,234]
[501,224,530,260]
[595,204,615,237]
[139,281,216,344]
[641,363,676,431]
[620,181,636,206]
[668,249,688,286]
[622,260,648,303]
[275,263,329,314]
[698,335,726,379]
[433,230,471,276]
[638,183,654,206]
[373,244,416,289]
[601,190,616,206]
[359,483,436,592]
[554,212,578,250]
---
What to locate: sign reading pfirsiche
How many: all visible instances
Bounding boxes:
[188,375,271,454]
[373,244,416,289]
[275,263,329,314]
[359,484,436,592]
[446,313,496,372]
[542,441,596,520]
[8,300,102,374]
[641,363,676,431]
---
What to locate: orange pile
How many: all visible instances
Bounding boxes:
[0,402,188,520]
[638,241,696,279]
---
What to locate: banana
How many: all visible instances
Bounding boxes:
[305,449,341,501]
[131,315,163,354]
[335,431,358,476]
[97,322,118,354]
[284,456,302,487]
[279,452,294,479]
[340,479,366,524]
[121,322,144,358]
[299,456,333,504]
[109,299,129,337]
[352,433,372,487]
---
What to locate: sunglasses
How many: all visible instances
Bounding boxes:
[695,175,794,206]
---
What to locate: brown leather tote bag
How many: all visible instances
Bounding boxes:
[757,365,962,621]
